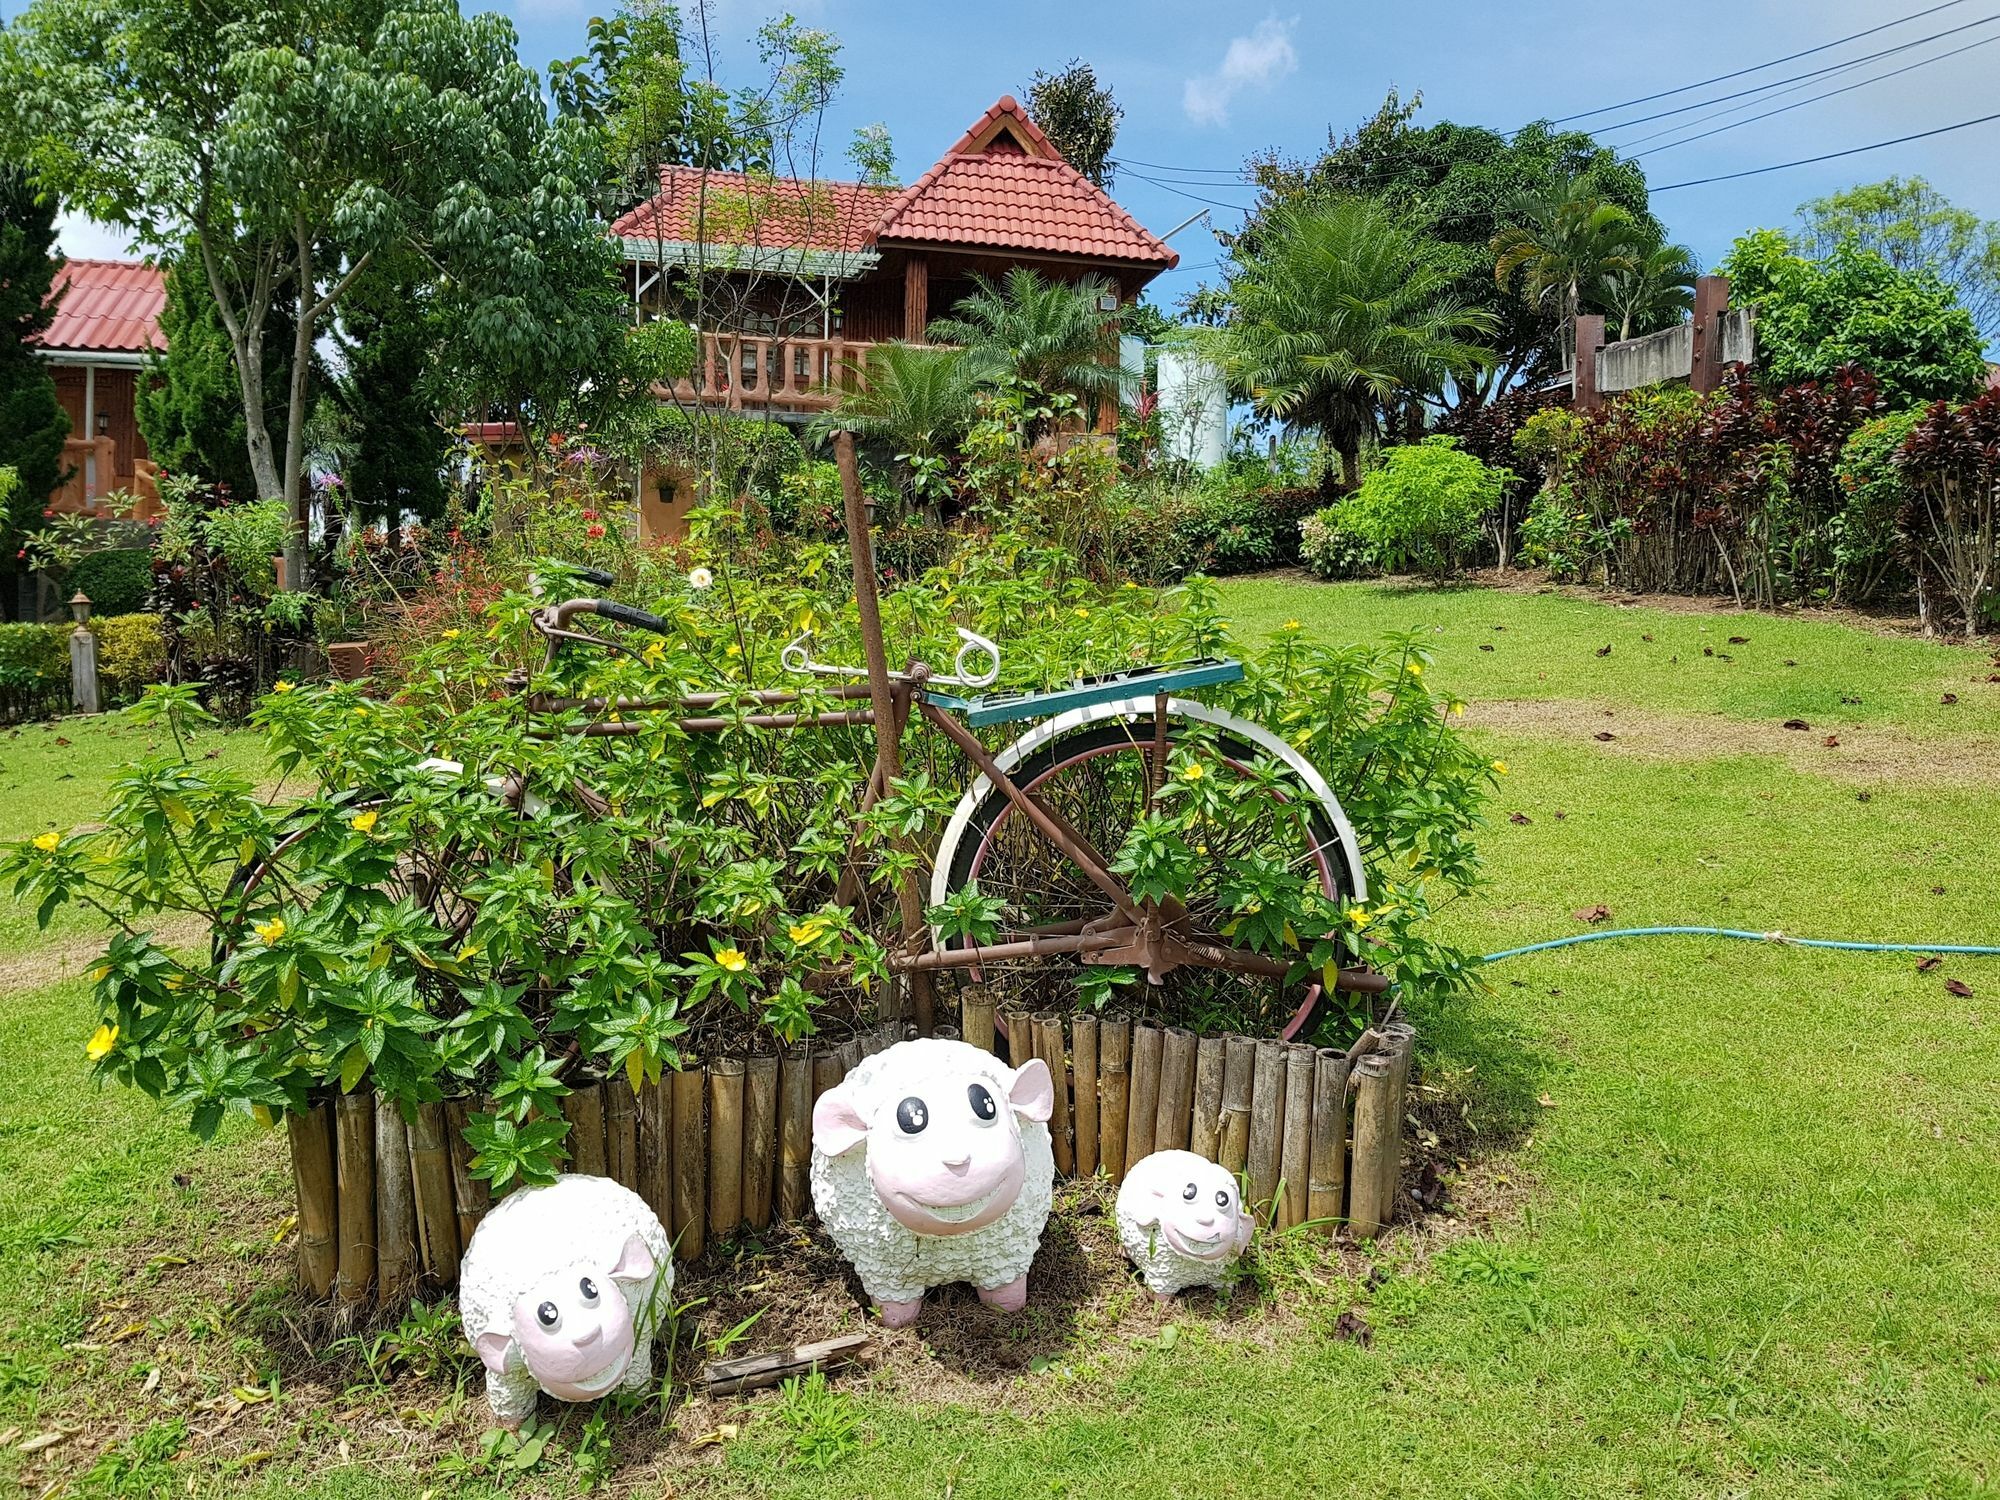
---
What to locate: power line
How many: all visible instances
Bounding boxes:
[1109,155,1254,178]
[1650,107,2000,190]
[1117,168,1255,215]
[1542,0,1972,124]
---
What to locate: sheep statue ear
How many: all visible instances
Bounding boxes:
[1007,1057,1054,1123]
[609,1231,654,1284]
[474,1331,517,1376]
[812,1086,871,1156]
[1131,1179,1167,1230]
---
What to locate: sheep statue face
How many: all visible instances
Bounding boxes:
[811,1038,1056,1326]
[1117,1149,1256,1298]
[482,1235,654,1402]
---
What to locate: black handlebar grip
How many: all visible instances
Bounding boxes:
[591,599,674,636]
[559,563,617,588]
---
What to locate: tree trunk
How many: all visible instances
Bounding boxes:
[1340,446,1360,489]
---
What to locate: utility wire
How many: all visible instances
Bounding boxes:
[1117,167,1255,214]
[1650,107,2000,190]
[1109,154,1257,178]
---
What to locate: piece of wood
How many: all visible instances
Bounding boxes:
[1189,1036,1226,1163]
[778,1045,814,1221]
[407,1100,461,1288]
[1245,1040,1287,1225]
[443,1097,490,1250]
[858,1022,894,1058]
[1071,1015,1099,1178]
[333,1092,376,1308]
[1124,1023,1164,1179]
[1278,1044,1316,1232]
[1347,1051,1397,1240]
[1032,1013,1074,1176]
[903,253,929,342]
[1218,1035,1256,1177]
[702,1333,873,1397]
[640,1077,674,1235]
[562,1082,607,1178]
[999,1003,1033,1070]
[672,1068,707,1261]
[287,1102,339,1299]
[836,1036,862,1084]
[606,1079,640,1193]
[742,1053,778,1230]
[1154,1027,1197,1155]
[1307,1047,1351,1234]
[960,986,997,1056]
[811,1046,843,1105]
[1382,1021,1417,1183]
[708,1057,746,1237]
[374,1095,419,1303]
[1097,1015,1131,1182]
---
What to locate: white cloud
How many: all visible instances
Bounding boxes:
[1183,17,1298,127]
[58,212,138,262]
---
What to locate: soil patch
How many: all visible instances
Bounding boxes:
[0,915,207,997]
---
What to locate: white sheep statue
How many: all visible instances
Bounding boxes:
[459,1174,673,1427]
[1116,1149,1255,1298]
[811,1037,1055,1327]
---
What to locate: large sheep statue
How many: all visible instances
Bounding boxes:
[459,1174,673,1427]
[811,1037,1055,1328]
[1116,1149,1255,1298]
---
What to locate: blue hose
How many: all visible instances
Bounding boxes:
[1482,926,2000,963]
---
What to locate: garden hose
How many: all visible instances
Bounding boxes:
[1481,926,2000,964]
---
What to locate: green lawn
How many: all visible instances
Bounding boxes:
[2,581,1996,1497]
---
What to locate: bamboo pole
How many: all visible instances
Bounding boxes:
[961,986,997,1056]
[1031,1013,1074,1175]
[606,1080,640,1193]
[836,1035,862,1084]
[1154,1027,1197,1155]
[858,1022,894,1058]
[1071,1015,1099,1178]
[1278,1044,1316,1232]
[443,1097,490,1250]
[1097,1015,1130,1182]
[287,1102,338,1299]
[999,1002,1033,1069]
[1245,1040,1287,1225]
[333,1092,376,1309]
[374,1095,419,1303]
[1189,1037,1226,1163]
[1307,1048,1351,1234]
[1218,1036,1256,1178]
[672,1067,707,1261]
[743,1053,778,1230]
[408,1100,461,1288]
[1383,1022,1417,1195]
[1347,1051,1397,1240]
[640,1077,674,1236]
[1124,1023,1164,1178]
[563,1082,607,1178]
[708,1057,745,1238]
[778,1044,813,1221]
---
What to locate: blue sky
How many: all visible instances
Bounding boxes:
[55,0,2000,319]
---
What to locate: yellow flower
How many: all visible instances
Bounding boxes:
[353,706,369,717]
[1122,581,1138,590]
[1181,762,1205,782]
[643,640,665,665]
[1491,760,1509,775]
[1074,608,1090,619]
[1282,619,1301,631]
[33,830,60,853]
[272,680,294,694]
[715,948,749,973]
[442,628,460,640]
[86,1023,118,1061]
[726,643,741,657]
[254,917,287,944]
[350,809,379,834]
[788,920,827,945]
[1406,661,1423,677]
[1347,907,1372,929]
[1451,701,1466,717]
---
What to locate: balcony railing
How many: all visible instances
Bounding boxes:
[660,331,875,414]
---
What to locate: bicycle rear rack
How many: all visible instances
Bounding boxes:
[922,656,1245,727]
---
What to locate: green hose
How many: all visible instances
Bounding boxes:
[1483,926,2000,964]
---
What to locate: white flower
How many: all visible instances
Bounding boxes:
[687,567,714,590]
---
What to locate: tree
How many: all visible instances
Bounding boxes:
[1794,177,2000,346]
[3,0,629,587]
[0,165,70,615]
[928,267,1124,403]
[325,259,448,534]
[1596,240,1699,342]
[1206,196,1495,486]
[1491,187,1647,340]
[1025,60,1122,188]
[811,342,975,511]
[1720,229,1986,408]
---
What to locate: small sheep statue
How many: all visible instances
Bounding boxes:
[811,1037,1055,1327]
[1116,1149,1255,1298]
[460,1174,673,1427]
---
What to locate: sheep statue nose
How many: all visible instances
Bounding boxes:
[574,1326,602,1351]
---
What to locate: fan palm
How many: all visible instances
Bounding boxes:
[1491,188,1648,335]
[927,267,1123,402]
[1596,241,1700,341]
[1207,196,1496,486]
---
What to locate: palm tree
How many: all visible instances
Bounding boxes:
[811,342,978,512]
[1207,196,1496,486]
[1596,241,1700,341]
[927,267,1123,403]
[1490,188,1648,339]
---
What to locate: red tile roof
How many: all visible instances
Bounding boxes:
[610,168,894,254]
[39,259,165,354]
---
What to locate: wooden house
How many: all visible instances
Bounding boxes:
[34,258,167,520]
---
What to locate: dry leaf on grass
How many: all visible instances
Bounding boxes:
[1945,978,1974,998]
[1917,957,1942,972]
[1508,812,1531,825]
[1572,904,1611,924]
[1594,731,1616,741]
[1783,719,1810,731]
[1330,1310,1373,1347]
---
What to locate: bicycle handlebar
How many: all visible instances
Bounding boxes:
[589,599,674,636]
[557,563,617,589]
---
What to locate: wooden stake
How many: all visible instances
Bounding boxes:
[408,1100,461,1288]
[1382,1021,1416,1199]
[333,1092,376,1309]
[999,1003,1033,1069]
[1245,1040,1286,1225]
[778,1044,813,1221]
[1071,1015,1099,1178]
[672,1067,707,1261]
[1218,1035,1256,1177]
[563,1082,607,1178]
[1097,1015,1131,1182]
[960,986,997,1055]
[702,1333,873,1397]
[606,1079,640,1193]
[1307,1047,1351,1234]
[287,1102,339,1299]
[1032,1013,1074,1176]
[1189,1037,1226,1163]
[640,1077,674,1236]
[1278,1044,1315,1232]
[743,1053,779,1230]
[443,1097,490,1250]
[708,1057,745,1237]
[374,1095,419,1304]
[836,1035,862,1084]
[1125,1023,1163,1178]
[1154,1027,1197,1155]
[1347,1051,1396,1240]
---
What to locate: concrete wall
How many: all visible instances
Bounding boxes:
[1596,306,1756,395]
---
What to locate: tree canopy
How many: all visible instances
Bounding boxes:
[1025,60,1122,188]
[0,165,70,608]
[1792,177,2000,347]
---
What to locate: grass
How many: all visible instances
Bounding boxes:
[2,580,1997,1497]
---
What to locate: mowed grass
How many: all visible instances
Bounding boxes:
[1,581,1997,1497]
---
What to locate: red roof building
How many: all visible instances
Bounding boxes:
[33,259,168,519]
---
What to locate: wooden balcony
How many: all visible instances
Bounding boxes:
[660,331,874,415]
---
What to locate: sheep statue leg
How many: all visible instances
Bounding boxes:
[976,1273,1028,1313]
[486,1365,541,1431]
[877,1295,924,1328]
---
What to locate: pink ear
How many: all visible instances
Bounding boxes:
[474,1330,516,1375]
[812,1089,871,1156]
[1132,1182,1166,1229]
[1008,1058,1054,1123]
[610,1231,654,1283]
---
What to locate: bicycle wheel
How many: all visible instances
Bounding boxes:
[931,698,1366,1040]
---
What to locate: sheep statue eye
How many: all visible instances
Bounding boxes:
[1215,1189,1231,1209]
[578,1276,599,1305]
[536,1300,560,1330]
[1182,1182,1199,1201]
[895,1096,929,1134]
[967,1083,997,1121]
